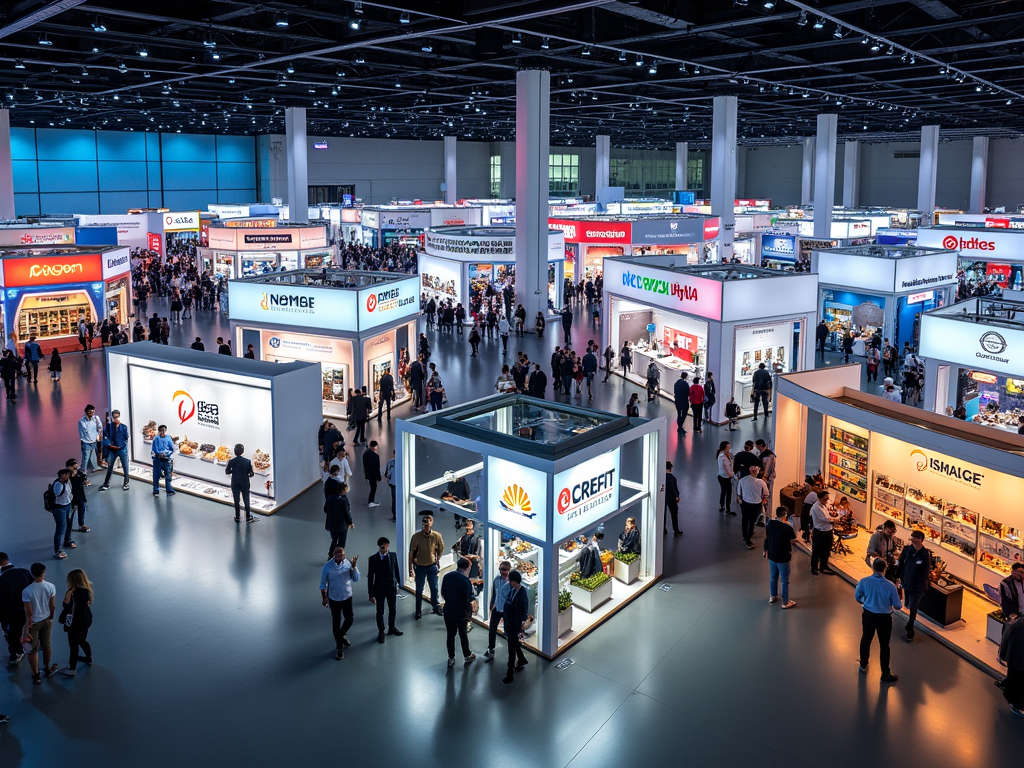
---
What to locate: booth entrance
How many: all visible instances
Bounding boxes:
[396,395,666,658]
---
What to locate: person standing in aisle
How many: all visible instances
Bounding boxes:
[324,482,353,558]
[150,424,176,496]
[561,306,573,346]
[190,337,205,351]
[528,363,547,399]
[351,387,370,446]
[0,553,32,665]
[736,465,768,550]
[498,315,510,357]
[385,449,397,523]
[363,441,381,508]
[409,356,425,410]
[98,410,130,492]
[755,439,778,509]
[377,369,395,424]
[855,558,902,683]
[703,372,717,424]
[751,363,772,421]
[809,489,838,575]
[78,404,104,474]
[367,537,403,644]
[500,570,530,685]
[66,459,90,537]
[716,441,735,516]
[225,444,257,524]
[319,547,359,661]
[664,461,682,536]
[468,325,481,357]
[484,561,512,663]
[217,337,231,355]
[57,569,93,677]
[1,350,19,401]
[688,375,705,433]
[50,468,74,560]
[998,613,1024,717]
[441,557,477,668]
[764,506,797,609]
[47,349,61,382]
[602,344,615,382]
[725,397,740,430]
[23,335,42,384]
[582,346,598,400]
[671,372,690,435]
[999,563,1024,627]
[895,529,934,642]
[732,440,762,480]
[408,514,444,620]
[21,562,58,684]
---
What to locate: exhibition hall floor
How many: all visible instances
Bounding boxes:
[0,304,1021,768]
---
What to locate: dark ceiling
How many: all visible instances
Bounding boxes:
[1,0,1023,148]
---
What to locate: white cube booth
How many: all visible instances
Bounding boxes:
[198,223,336,278]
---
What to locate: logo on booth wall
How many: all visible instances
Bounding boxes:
[260,293,270,310]
[941,234,995,251]
[27,262,84,280]
[557,467,616,518]
[499,484,536,519]
[910,449,928,471]
[980,331,1007,355]
[268,337,281,348]
[703,219,721,239]
[908,448,983,487]
[366,293,378,313]
[172,390,196,424]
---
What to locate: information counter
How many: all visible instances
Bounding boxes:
[396,395,666,658]
[105,344,321,513]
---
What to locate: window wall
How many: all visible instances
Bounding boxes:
[549,153,580,195]
[489,155,501,197]
[11,128,257,216]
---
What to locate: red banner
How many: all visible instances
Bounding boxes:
[548,218,632,244]
[147,232,163,255]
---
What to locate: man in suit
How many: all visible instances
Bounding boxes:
[0,553,33,664]
[527,364,547,399]
[363,441,382,507]
[350,387,370,446]
[366,537,404,644]
[377,370,395,425]
[441,557,477,667]
[663,461,682,536]
[409,357,425,410]
[501,570,530,685]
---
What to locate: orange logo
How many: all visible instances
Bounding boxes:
[172,390,195,424]
[910,449,928,471]
[260,292,269,310]
[500,484,536,519]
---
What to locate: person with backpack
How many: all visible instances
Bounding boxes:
[47,468,74,560]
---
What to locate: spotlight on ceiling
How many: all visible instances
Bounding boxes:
[117,60,127,73]
[91,17,106,32]
[886,45,894,55]
[870,40,881,52]
[286,62,295,74]
[350,18,360,30]
[511,31,522,44]
[421,41,433,52]
[678,62,688,74]
[796,10,807,26]
[38,33,52,45]
[203,32,216,47]
[763,0,776,8]
[354,1,363,13]
[81,66,89,76]
[813,17,824,29]
[143,70,150,78]
[540,36,549,49]
[400,11,410,24]
[275,12,289,27]
[138,47,148,57]
[211,50,221,60]
[354,55,365,64]
[648,60,658,74]
[618,50,626,62]
[582,46,591,56]
[833,25,843,39]
[635,55,643,66]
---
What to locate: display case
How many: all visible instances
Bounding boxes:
[979,516,1024,576]
[827,425,868,502]
[872,473,906,526]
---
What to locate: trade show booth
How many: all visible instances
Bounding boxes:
[395,395,666,658]
[919,295,1024,432]
[105,344,321,513]
[419,226,566,317]
[359,205,483,248]
[0,245,131,352]
[917,226,1024,293]
[813,244,958,354]
[199,224,334,277]
[0,224,77,247]
[772,365,1024,673]
[602,257,818,422]
[228,270,418,419]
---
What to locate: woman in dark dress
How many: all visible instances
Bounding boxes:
[58,568,93,677]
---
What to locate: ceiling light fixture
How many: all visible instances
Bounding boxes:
[117,60,127,73]
[635,55,643,66]
[211,50,221,60]
[421,41,432,52]
[275,12,289,27]
[138,46,148,57]
[350,17,361,30]
[618,50,626,62]
[910,55,915,64]
[286,62,295,74]
[582,46,591,56]
[38,33,52,45]
[764,1,776,8]
[91,17,107,32]
[796,10,807,26]
[870,40,881,52]
[833,25,843,39]
[511,31,522,44]
[81,66,89,76]
[886,45,894,55]
[355,55,365,64]
[143,70,150,78]
[813,17,824,29]
[678,62,688,74]
[648,60,658,74]
[541,36,549,49]
[400,11,410,24]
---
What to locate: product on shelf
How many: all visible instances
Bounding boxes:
[141,420,157,442]
[178,437,199,457]
[214,445,231,463]
[826,425,868,502]
[253,449,271,473]
[199,443,217,462]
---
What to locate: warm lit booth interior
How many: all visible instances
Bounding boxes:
[813,244,957,355]
[602,257,817,422]
[199,223,334,278]
[106,344,321,513]
[228,270,418,419]
[773,365,1024,674]
[395,395,666,658]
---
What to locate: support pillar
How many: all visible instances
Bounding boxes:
[710,95,737,261]
[842,140,860,208]
[917,125,940,214]
[514,70,550,320]
[735,144,746,199]
[443,135,457,204]
[285,107,308,223]
[595,134,610,199]
[800,137,815,206]
[970,136,989,214]
[675,142,688,191]
[812,114,838,239]
[0,110,14,220]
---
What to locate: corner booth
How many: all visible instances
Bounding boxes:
[773,365,1024,673]
[199,224,335,278]
[548,214,721,282]
[419,226,566,316]
[106,344,321,514]
[919,295,1024,432]
[812,244,957,355]
[395,395,666,658]
[228,270,418,419]
[360,205,483,249]
[917,226,1024,296]
[0,245,131,352]
[602,257,817,423]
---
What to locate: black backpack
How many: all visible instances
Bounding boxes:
[43,481,57,511]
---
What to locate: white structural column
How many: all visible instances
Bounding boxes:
[284,107,309,224]
[514,70,550,320]
[675,141,688,191]
[0,110,14,220]
[812,114,838,239]
[917,124,940,213]
[800,137,815,206]
[842,140,860,208]
[595,134,610,199]
[443,135,457,204]
[710,95,738,261]
[970,136,989,214]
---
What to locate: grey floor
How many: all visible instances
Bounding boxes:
[0,302,1021,768]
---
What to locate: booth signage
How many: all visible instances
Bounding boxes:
[358,278,418,329]
[703,218,721,240]
[487,457,546,540]
[553,449,620,541]
[147,232,162,254]
[906,291,934,304]
[2,254,104,287]
[102,249,131,280]
[360,210,379,229]
[548,219,632,244]
[379,210,431,230]
[228,281,358,330]
[916,228,1024,260]
[919,313,1024,377]
[893,254,957,291]
[603,259,723,321]
[209,205,250,219]
[425,232,514,256]
[0,228,75,246]
[313,140,329,150]
[225,218,277,229]
[761,234,797,261]
[163,211,200,232]
[631,218,704,244]
[244,233,293,245]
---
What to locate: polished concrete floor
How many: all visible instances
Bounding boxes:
[1,301,1021,768]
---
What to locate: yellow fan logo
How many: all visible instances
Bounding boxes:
[500,484,536,519]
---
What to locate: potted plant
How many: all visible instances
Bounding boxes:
[612,551,640,584]
[557,588,573,637]
[987,609,1006,644]
[569,571,613,613]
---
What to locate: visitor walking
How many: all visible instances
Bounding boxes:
[716,441,735,516]
[98,411,130,491]
[664,461,682,536]
[366,537,403,643]
[319,547,359,661]
[57,569,93,677]
[363,441,381,507]
[764,506,797,609]
[689,375,705,433]
[440,557,477,668]
[855,557,902,683]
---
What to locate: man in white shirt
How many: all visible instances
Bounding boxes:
[809,489,839,575]
[21,563,57,684]
[736,466,769,550]
[78,404,105,473]
[319,547,360,660]
[498,315,511,357]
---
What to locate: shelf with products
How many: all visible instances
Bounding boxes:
[941,520,978,559]
[980,517,1023,547]
[826,424,868,502]
[942,502,977,531]
[829,425,869,453]
[827,450,867,479]
[978,535,1023,577]
[828,467,867,502]
[871,473,906,525]
[904,502,943,544]
[905,485,943,515]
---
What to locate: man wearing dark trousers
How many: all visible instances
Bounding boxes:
[663,462,681,536]
[377,371,395,424]
[501,570,530,684]
[351,387,370,445]
[366,537,403,644]
[895,530,934,642]
[673,372,690,434]
[855,557,902,683]
[560,306,573,346]
[385,450,397,523]
[484,561,512,662]
[319,547,359,661]
[441,557,477,667]
[809,489,838,575]
[0,553,32,664]
[363,441,381,507]
[736,465,768,550]
[751,363,772,421]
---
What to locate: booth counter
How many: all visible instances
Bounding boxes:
[200,224,334,278]
[919,295,1024,433]
[228,270,418,419]
[0,245,132,352]
[396,395,666,658]
[772,365,1024,672]
[602,257,818,422]
[419,226,566,316]
[106,344,321,513]
[812,244,958,355]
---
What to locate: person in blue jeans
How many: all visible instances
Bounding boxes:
[408,514,444,619]
[150,425,176,496]
[51,468,74,560]
[99,411,130,491]
[23,335,42,384]
[764,506,797,609]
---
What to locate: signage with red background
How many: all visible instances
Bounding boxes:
[147,232,163,255]
[3,254,104,287]
[548,218,632,244]
[703,218,721,240]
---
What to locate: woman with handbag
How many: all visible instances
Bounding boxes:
[58,569,93,677]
